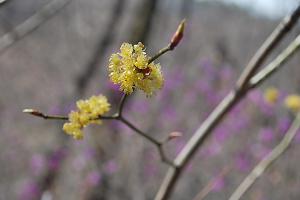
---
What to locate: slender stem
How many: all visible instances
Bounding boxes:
[117,93,128,116]
[118,116,176,167]
[236,4,300,90]
[42,114,68,120]
[155,5,300,200]
[229,112,300,200]
[158,143,177,167]
[148,45,172,64]
[119,116,160,145]
[249,34,300,89]
[23,110,116,121]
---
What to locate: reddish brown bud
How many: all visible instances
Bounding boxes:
[23,109,45,118]
[167,131,183,141]
[170,19,186,50]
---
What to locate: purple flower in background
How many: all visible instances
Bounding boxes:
[175,140,185,155]
[84,147,96,160]
[106,81,120,92]
[251,144,271,159]
[130,100,150,114]
[219,65,234,81]
[195,79,211,94]
[277,116,292,135]
[144,161,158,179]
[48,148,67,171]
[212,176,225,192]
[184,90,197,105]
[62,102,76,114]
[295,130,300,143]
[214,126,229,142]
[30,154,46,176]
[86,171,102,186]
[162,106,178,124]
[235,153,252,172]
[104,160,119,174]
[201,142,222,158]
[73,155,87,171]
[18,179,41,200]
[48,104,62,115]
[200,59,216,81]
[259,128,274,143]
[248,90,274,116]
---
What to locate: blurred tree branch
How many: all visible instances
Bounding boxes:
[76,0,125,94]
[0,0,72,54]
[229,112,300,200]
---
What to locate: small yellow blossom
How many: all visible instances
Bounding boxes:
[264,87,279,104]
[284,94,300,112]
[63,95,110,139]
[108,42,164,96]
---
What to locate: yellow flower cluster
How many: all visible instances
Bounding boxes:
[264,87,279,104]
[63,95,110,139]
[284,94,300,113]
[109,42,164,96]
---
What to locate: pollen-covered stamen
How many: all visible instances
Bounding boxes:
[108,42,164,96]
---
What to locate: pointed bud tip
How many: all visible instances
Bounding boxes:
[23,108,35,113]
[170,19,186,49]
[23,109,44,117]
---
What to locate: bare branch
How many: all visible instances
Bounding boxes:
[236,4,300,90]
[249,34,300,89]
[229,112,300,200]
[118,116,175,167]
[23,108,116,120]
[23,109,68,120]
[0,0,72,54]
[155,5,300,200]
[117,94,128,117]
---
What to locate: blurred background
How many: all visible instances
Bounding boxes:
[0,0,300,199]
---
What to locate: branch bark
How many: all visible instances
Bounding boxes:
[155,5,300,200]
[228,112,300,200]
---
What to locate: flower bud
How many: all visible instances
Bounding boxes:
[170,19,186,50]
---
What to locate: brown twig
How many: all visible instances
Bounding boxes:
[229,112,300,200]
[155,5,300,200]
[148,45,172,64]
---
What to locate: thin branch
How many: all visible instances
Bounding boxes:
[119,116,160,145]
[236,4,300,90]
[117,94,128,117]
[157,143,177,167]
[118,116,176,167]
[148,19,185,64]
[155,5,300,200]
[76,0,125,94]
[249,34,300,89]
[148,45,172,64]
[229,112,300,200]
[0,0,72,54]
[23,109,116,120]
